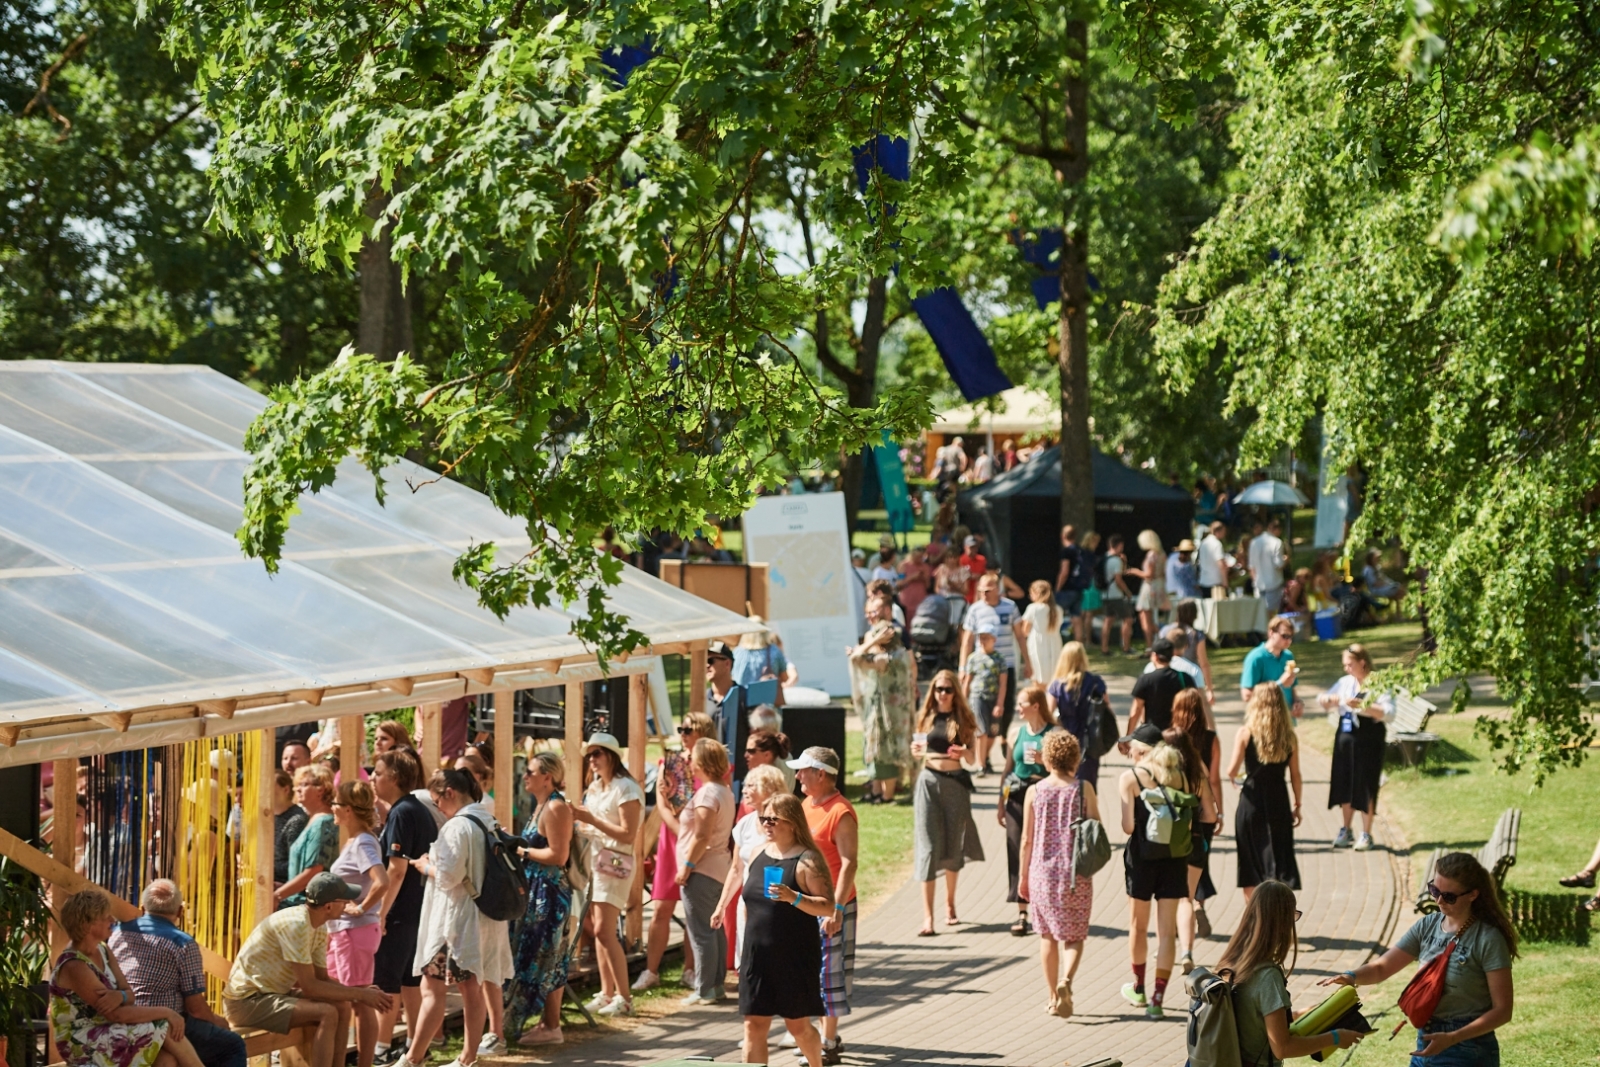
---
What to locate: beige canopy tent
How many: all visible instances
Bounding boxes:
[927,385,1057,437]
[0,361,756,1009]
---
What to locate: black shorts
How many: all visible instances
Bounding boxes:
[999,667,1018,736]
[372,911,421,992]
[1123,849,1189,901]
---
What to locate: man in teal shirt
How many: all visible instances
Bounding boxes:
[1240,616,1302,717]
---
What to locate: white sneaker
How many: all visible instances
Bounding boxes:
[631,968,660,991]
[583,991,611,1013]
[597,995,632,1017]
[680,968,696,989]
[682,991,719,1006]
[1354,832,1375,851]
[477,1035,503,1056]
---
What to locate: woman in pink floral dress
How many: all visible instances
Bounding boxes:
[1017,731,1099,1020]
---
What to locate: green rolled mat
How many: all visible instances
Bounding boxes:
[1288,985,1360,1037]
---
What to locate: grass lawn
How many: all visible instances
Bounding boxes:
[1293,713,1600,1065]
[840,726,917,913]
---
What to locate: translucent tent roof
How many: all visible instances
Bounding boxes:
[0,362,756,731]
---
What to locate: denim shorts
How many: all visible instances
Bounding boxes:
[1054,588,1083,617]
[1412,1018,1499,1067]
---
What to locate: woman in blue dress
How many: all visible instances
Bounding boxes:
[1046,642,1108,787]
[505,752,583,1047]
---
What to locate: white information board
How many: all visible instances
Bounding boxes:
[741,493,857,697]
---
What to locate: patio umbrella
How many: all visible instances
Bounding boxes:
[1233,480,1310,548]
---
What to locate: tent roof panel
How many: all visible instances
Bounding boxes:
[0,362,758,730]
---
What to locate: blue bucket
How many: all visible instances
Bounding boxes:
[1313,608,1343,641]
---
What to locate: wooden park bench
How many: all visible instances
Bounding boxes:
[1388,690,1439,768]
[1415,807,1520,914]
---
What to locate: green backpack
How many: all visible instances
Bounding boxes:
[1136,767,1199,859]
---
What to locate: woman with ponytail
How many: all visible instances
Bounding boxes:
[1321,852,1515,1065]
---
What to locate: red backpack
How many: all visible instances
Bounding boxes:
[1391,935,1458,1035]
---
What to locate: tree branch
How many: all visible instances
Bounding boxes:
[23,29,93,143]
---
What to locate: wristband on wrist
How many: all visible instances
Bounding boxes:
[683,860,695,870]
[834,903,846,912]
[1330,1031,1340,1049]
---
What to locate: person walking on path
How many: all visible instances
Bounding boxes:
[1160,600,1215,703]
[405,769,512,1067]
[1224,880,1368,1065]
[1100,535,1136,655]
[960,621,1009,775]
[1318,644,1391,851]
[959,573,1030,765]
[1002,685,1061,937]
[572,733,644,1017]
[1168,690,1222,962]
[1322,852,1515,1065]
[1016,731,1098,1019]
[674,738,738,1006]
[1249,517,1288,610]
[1241,616,1303,717]
[851,595,916,804]
[911,670,984,936]
[793,746,859,1065]
[1022,580,1064,697]
[110,881,246,1067]
[1160,726,1218,977]
[505,752,581,1048]
[1127,530,1169,649]
[1077,531,1104,643]
[636,712,714,993]
[720,794,836,1067]
[1117,727,1194,1018]
[326,781,390,1067]
[1054,525,1091,644]
[1558,835,1600,911]
[1046,642,1108,788]
[1229,685,1304,897]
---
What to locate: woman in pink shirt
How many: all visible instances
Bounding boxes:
[674,739,737,1005]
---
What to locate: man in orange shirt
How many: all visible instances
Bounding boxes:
[789,747,858,1066]
[957,536,988,602]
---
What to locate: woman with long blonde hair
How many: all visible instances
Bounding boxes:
[910,669,984,935]
[1116,728,1192,1018]
[1046,642,1108,785]
[1020,581,1063,708]
[1127,529,1169,647]
[1227,684,1303,898]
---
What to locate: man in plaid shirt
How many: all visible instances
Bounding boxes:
[110,880,247,1067]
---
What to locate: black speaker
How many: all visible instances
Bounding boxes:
[780,705,847,780]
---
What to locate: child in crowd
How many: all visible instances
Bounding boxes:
[961,622,1008,775]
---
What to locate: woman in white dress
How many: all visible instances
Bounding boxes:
[405,768,513,1067]
[1020,580,1063,694]
[1129,529,1169,649]
[571,733,643,1018]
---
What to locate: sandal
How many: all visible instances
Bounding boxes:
[1582,894,1600,913]
[946,912,961,926]
[1560,870,1596,889]
[1011,913,1030,936]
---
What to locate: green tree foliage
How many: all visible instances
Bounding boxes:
[1153,0,1600,777]
[0,1,375,382]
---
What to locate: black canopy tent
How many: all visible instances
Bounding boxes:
[958,447,1195,586]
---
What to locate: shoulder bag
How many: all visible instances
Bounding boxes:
[1070,782,1112,887]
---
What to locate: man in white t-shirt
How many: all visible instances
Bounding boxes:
[1248,517,1287,607]
[1197,521,1232,598]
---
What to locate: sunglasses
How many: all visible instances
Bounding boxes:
[677,726,697,735]
[758,815,780,827]
[1426,881,1469,906]
[1295,909,1303,922]
[933,685,955,694]
[744,747,761,755]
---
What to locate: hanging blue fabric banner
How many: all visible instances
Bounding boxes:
[870,431,917,535]
[910,287,1013,401]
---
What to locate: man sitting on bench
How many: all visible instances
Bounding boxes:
[111,880,247,1067]
[222,873,392,1067]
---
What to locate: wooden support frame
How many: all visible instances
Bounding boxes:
[624,672,650,945]
[563,681,584,808]
[688,641,708,722]
[493,692,514,828]
[417,702,442,773]
[254,727,276,926]
[339,714,363,842]
[50,759,74,961]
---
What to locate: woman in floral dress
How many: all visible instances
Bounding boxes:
[49,887,204,1067]
[505,752,583,1047]
[1017,731,1099,1020]
[852,594,917,804]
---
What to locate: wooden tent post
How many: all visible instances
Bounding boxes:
[50,759,74,956]
[563,682,584,808]
[339,715,363,843]
[689,642,708,721]
[418,703,442,774]
[255,730,275,926]
[494,694,514,829]
[625,672,649,945]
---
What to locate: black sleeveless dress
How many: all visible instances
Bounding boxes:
[739,849,825,1019]
[1235,738,1301,889]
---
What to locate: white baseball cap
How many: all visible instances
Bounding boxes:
[785,748,839,775]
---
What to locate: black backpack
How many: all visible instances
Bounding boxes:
[460,811,529,922]
[910,593,954,648]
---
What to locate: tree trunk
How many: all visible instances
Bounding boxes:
[357,193,414,360]
[1057,17,1094,534]
[841,274,889,534]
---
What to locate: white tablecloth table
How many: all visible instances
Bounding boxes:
[1197,596,1272,642]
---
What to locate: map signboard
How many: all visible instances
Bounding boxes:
[741,493,856,696]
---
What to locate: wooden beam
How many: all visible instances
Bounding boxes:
[563,681,584,806]
[200,699,238,719]
[379,677,416,697]
[288,688,326,706]
[50,760,74,963]
[90,713,133,733]
[0,725,18,747]
[536,658,563,675]
[493,693,513,828]
[624,672,650,948]
[340,714,363,844]
[254,727,275,928]
[458,667,496,686]
[417,702,442,773]
[651,641,690,656]
[689,646,707,724]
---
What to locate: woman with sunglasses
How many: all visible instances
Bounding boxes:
[910,669,984,936]
[635,713,716,993]
[571,734,643,1017]
[744,728,795,795]
[327,780,390,1067]
[505,752,579,1048]
[1222,880,1367,1065]
[1320,853,1515,1065]
[718,765,791,968]
[714,794,835,1067]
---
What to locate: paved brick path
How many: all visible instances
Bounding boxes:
[554,673,1400,1067]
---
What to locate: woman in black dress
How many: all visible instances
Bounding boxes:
[1227,684,1303,898]
[1317,644,1388,851]
[717,793,834,1066]
[1167,687,1222,973]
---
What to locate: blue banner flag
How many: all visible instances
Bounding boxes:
[870,432,916,535]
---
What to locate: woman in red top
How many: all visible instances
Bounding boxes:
[897,545,933,618]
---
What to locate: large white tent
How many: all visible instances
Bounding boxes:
[0,361,756,766]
